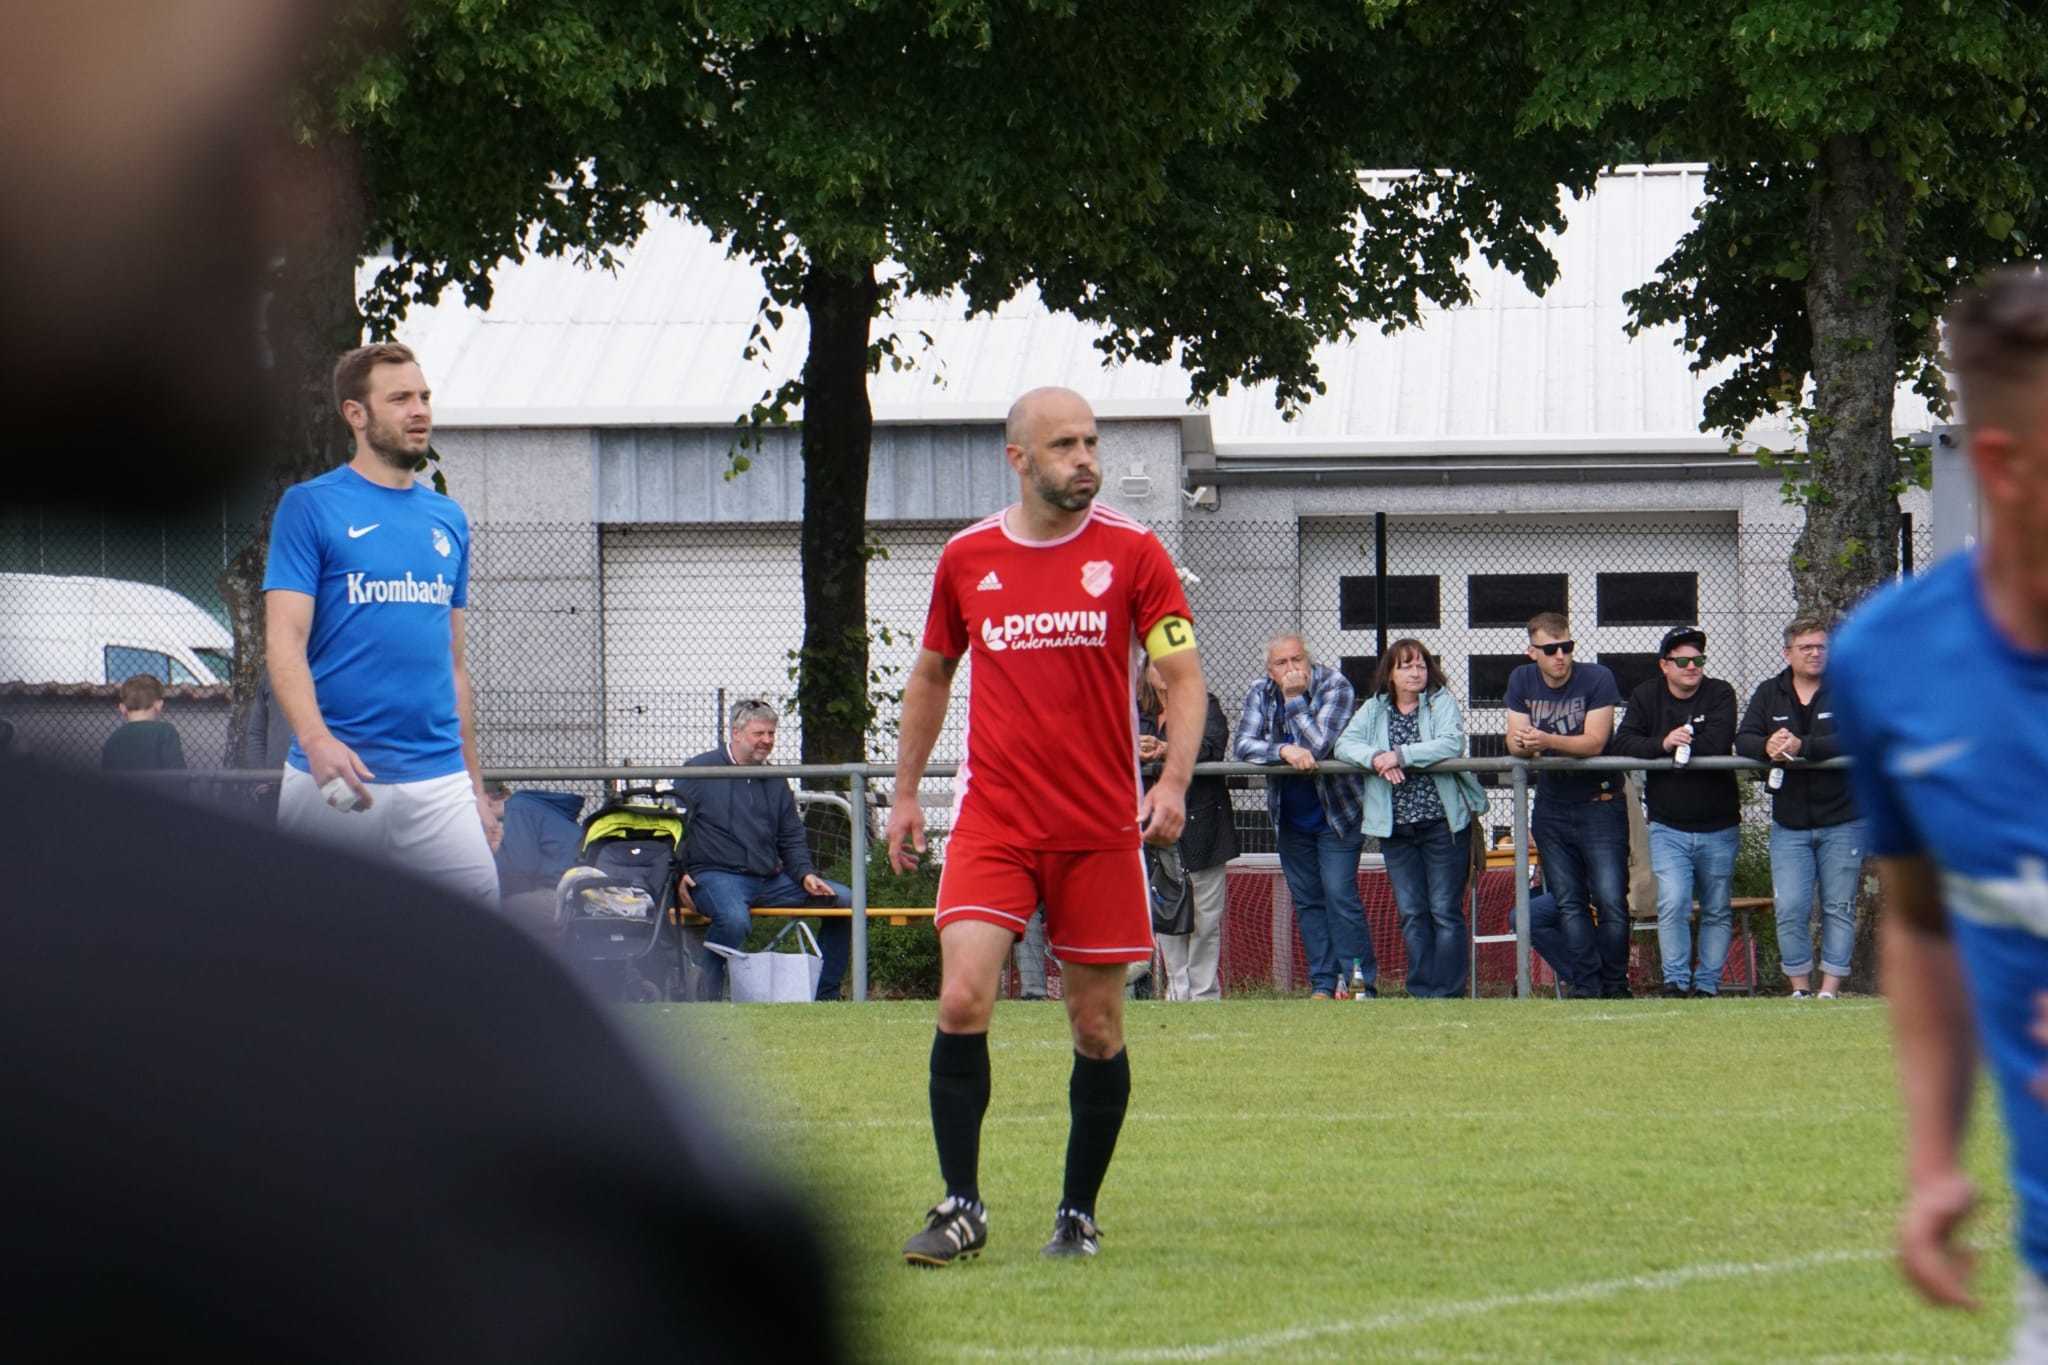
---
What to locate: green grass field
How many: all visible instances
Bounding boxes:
[638,997,2016,1362]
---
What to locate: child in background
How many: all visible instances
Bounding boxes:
[100,673,186,772]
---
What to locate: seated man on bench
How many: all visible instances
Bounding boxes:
[678,699,852,1000]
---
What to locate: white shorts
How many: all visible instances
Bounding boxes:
[277,766,499,909]
[2017,1266,2048,1364]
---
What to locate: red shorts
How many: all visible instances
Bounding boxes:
[936,836,1153,965]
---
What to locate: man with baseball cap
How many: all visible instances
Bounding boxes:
[1610,625,1741,997]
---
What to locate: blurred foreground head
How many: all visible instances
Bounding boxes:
[1,1,320,505]
[1948,267,2048,529]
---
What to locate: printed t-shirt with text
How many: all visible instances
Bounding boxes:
[264,465,472,783]
[1504,660,1622,800]
[922,505,1192,851]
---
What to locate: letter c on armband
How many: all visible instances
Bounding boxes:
[1145,615,1196,659]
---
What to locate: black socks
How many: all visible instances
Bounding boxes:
[1060,1047,1131,1218]
[929,1030,991,1205]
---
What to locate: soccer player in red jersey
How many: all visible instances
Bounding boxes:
[890,387,1207,1265]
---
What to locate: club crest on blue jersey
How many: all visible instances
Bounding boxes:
[432,526,452,558]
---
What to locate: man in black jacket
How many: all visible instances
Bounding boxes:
[677,698,853,999]
[1737,617,1866,997]
[1611,626,1741,997]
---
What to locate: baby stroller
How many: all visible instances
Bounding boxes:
[558,786,688,1002]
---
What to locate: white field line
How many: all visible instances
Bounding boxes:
[948,1247,1890,1363]
[746,1104,1873,1130]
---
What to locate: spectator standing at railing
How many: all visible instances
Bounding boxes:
[676,699,853,1002]
[1504,612,1630,998]
[1830,265,2048,1350]
[1737,618,1865,998]
[1233,634,1374,999]
[1335,640,1487,998]
[1138,656,1238,1001]
[1609,626,1740,998]
[100,673,186,773]
[263,343,500,907]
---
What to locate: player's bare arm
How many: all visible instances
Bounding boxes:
[265,588,376,806]
[1139,644,1204,846]
[888,648,960,871]
[1880,853,1982,1311]
[449,607,497,846]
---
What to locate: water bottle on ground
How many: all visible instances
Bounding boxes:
[1350,959,1367,1000]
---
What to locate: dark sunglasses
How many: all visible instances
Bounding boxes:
[1663,654,1707,668]
[1534,640,1574,657]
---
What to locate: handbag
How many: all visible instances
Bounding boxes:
[703,921,824,1003]
[1146,843,1193,937]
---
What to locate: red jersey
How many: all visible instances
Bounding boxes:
[922,503,1192,851]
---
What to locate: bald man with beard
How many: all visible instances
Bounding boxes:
[888,387,1206,1264]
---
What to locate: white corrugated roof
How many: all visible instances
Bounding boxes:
[387,165,1932,448]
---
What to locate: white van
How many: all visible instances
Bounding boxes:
[0,574,234,685]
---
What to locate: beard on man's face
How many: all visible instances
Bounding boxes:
[364,413,426,470]
[1026,455,1096,512]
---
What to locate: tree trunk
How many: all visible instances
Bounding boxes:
[796,261,881,767]
[1793,134,1910,621]
[219,136,366,767]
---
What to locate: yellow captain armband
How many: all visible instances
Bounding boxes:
[1144,615,1196,659]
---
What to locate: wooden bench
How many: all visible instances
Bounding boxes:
[675,906,935,928]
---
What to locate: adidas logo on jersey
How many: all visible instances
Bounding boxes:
[979,609,1109,653]
[977,571,1003,592]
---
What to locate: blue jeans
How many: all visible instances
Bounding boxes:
[1530,797,1631,997]
[1276,824,1372,994]
[1381,817,1471,997]
[1526,889,1569,987]
[689,869,853,1000]
[1770,819,1869,980]
[1649,823,1739,995]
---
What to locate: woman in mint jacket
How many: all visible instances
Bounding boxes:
[1335,640,1488,997]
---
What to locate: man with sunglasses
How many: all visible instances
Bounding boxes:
[1737,618,1864,998]
[1505,612,1629,998]
[1610,626,1740,997]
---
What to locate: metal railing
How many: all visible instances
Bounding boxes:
[130,753,1846,1001]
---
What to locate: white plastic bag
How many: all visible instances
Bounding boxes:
[703,921,823,1003]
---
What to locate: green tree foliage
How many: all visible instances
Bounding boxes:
[264,1,1610,767]
[1509,0,2048,616]
[612,0,1604,763]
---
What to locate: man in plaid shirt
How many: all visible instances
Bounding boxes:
[1233,634,1375,997]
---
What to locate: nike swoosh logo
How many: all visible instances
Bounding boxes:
[347,523,379,538]
[1890,738,1974,779]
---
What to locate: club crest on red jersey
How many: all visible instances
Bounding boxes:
[1080,560,1114,597]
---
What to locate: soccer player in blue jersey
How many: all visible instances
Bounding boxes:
[1831,266,2048,1349]
[263,343,500,905]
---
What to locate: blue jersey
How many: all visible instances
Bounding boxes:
[1831,551,2048,1278]
[263,465,472,782]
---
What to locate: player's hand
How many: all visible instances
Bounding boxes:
[2026,992,2048,1103]
[1139,781,1186,846]
[304,735,375,810]
[1898,1169,1980,1310]
[1277,743,1318,772]
[1663,724,1694,753]
[886,801,927,873]
[479,795,503,850]
[802,873,833,898]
